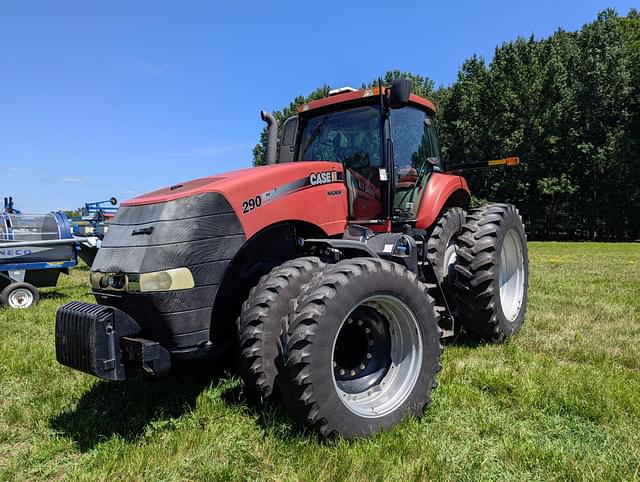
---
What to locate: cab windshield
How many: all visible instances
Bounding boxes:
[298,105,382,168]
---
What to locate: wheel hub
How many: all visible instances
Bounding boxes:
[8,288,34,309]
[331,295,423,418]
[333,306,391,394]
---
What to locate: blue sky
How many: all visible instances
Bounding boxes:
[1,0,636,212]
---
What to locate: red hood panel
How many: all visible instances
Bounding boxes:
[122,167,254,206]
[122,162,349,238]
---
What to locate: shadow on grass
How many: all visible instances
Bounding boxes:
[49,332,486,451]
[217,380,310,440]
[50,360,229,451]
[442,329,483,348]
[39,291,71,301]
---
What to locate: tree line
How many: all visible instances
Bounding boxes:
[254,9,640,241]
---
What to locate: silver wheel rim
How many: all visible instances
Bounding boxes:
[499,229,525,322]
[331,295,423,418]
[8,288,34,309]
[442,240,458,285]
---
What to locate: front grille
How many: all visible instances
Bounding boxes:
[90,192,246,350]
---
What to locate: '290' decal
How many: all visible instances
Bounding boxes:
[242,195,262,214]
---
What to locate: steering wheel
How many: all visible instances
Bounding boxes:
[343,149,369,170]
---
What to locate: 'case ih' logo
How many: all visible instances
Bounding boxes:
[310,171,338,186]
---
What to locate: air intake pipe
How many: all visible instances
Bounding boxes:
[260,110,278,165]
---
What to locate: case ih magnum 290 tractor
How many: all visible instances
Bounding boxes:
[55,79,528,438]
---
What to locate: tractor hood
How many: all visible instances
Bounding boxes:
[121,166,259,207]
[121,161,348,238]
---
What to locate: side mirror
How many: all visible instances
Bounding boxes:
[278,116,298,163]
[389,78,412,108]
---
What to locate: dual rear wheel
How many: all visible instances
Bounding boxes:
[450,204,529,341]
[426,204,529,340]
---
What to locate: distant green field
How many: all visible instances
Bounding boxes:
[1,242,639,481]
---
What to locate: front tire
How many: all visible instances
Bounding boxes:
[454,203,529,341]
[279,258,442,439]
[237,257,325,403]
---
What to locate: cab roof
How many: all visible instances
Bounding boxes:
[298,86,436,115]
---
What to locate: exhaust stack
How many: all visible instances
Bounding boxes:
[260,110,278,165]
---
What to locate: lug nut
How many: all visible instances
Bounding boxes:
[366,353,372,359]
[347,318,353,324]
[360,364,365,370]
[368,340,374,346]
[350,370,356,376]
[340,369,345,375]
[357,320,363,326]
[365,327,371,333]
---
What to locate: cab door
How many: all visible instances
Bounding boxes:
[341,129,384,220]
[390,106,442,220]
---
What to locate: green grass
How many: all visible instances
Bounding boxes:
[1,242,639,481]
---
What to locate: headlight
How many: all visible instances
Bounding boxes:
[89,272,127,291]
[138,271,173,291]
[90,267,194,292]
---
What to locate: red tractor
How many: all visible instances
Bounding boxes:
[55,79,528,438]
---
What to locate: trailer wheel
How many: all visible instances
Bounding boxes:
[1,282,40,309]
[279,258,441,439]
[454,203,528,341]
[426,207,466,287]
[237,257,325,403]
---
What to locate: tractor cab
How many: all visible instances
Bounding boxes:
[276,80,444,226]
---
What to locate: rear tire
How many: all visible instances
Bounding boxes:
[454,203,528,341]
[279,258,442,439]
[0,282,40,309]
[426,207,466,287]
[237,257,325,403]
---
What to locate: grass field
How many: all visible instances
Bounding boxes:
[1,242,639,481]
